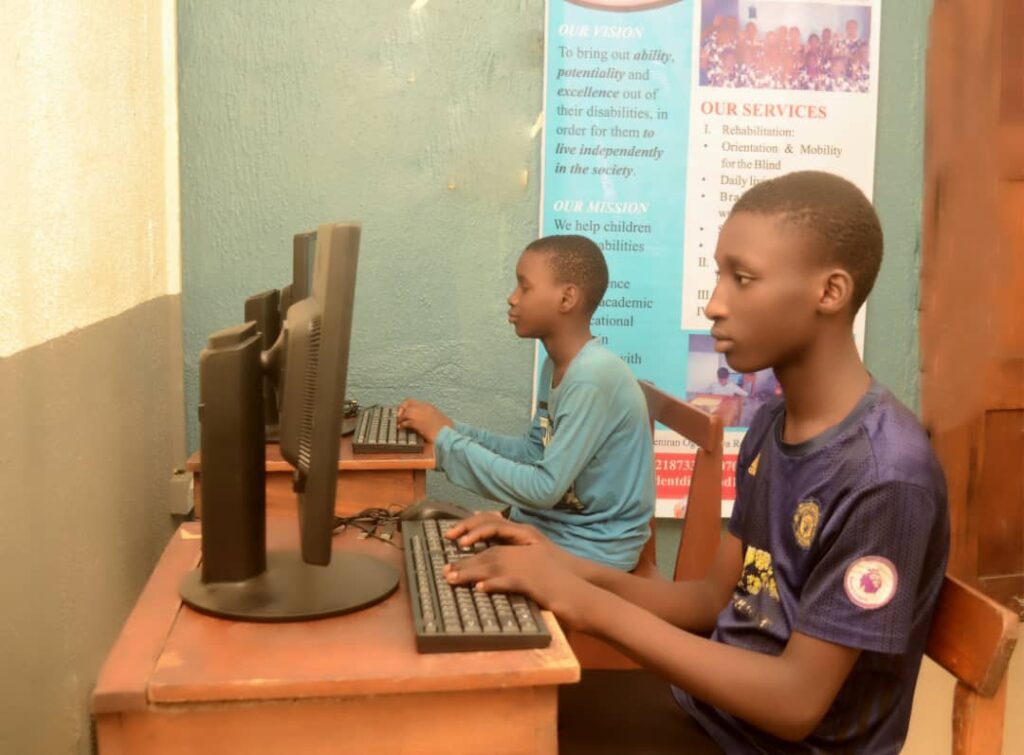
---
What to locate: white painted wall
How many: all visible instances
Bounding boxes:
[0,0,180,358]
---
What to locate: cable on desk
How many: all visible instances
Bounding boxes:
[333,507,403,548]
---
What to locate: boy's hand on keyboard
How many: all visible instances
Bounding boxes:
[396,399,453,442]
[445,515,575,570]
[443,543,596,631]
[445,514,542,547]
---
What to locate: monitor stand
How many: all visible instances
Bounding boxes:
[182,325,398,622]
[180,550,399,622]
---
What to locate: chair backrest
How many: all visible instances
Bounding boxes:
[924,574,1019,754]
[568,382,724,668]
[636,381,724,582]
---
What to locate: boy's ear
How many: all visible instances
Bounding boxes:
[559,283,581,314]
[817,268,855,316]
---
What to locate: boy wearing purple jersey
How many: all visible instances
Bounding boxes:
[442,171,950,753]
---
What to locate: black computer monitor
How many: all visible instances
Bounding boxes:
[279,230,314,321]
[180,222,399,622]
[244,288,282,438]
[246,231,316,441]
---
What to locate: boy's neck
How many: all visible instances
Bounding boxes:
[775,329,872,445]
[543,326,593,385]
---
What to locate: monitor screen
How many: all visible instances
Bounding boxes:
[278,224,358,565]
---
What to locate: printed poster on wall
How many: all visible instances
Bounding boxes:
[536,0,881,517]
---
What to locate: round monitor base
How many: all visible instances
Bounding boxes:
[180,549,399,622]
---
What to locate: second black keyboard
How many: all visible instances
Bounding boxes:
[403,519,552,653]
[352,405,424,454]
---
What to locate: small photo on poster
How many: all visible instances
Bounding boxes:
[699,0,871,92]
[684,334,781,428]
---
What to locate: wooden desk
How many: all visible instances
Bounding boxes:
[92,517,580,754]
[186,436,435,517]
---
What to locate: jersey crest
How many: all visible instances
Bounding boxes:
[792,500,821,550]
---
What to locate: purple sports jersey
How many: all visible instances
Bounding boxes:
[674,382,949,753]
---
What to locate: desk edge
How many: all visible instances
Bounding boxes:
[91,524,199,714]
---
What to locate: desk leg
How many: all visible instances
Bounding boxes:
[96,716,127,755]
[192,477,203,518]
[413,468,427,501]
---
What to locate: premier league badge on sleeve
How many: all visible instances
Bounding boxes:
[844,556,898,610]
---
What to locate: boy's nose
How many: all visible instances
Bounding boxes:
[704,285,726,321]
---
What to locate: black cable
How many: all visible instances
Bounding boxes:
[332,506,403,549]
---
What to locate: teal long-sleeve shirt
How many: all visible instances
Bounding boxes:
[433,340,654,570]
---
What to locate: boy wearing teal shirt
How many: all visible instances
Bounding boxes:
[398,235,654,570]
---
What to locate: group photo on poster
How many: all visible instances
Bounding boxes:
[699,0,872,92]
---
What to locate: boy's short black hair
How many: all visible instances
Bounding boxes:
[731,171,883,313]
[717,367,730,379]
[524,234,609,316]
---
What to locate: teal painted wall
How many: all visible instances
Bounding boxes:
[179,0,932,524]
[864,0,931,410]
[179,1,545,508]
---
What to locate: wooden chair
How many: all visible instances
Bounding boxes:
[566,381,724,669]
[924,574,1019,754]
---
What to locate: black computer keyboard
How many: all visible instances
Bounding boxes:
[352,405,424,454]
[403,519,552,653]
